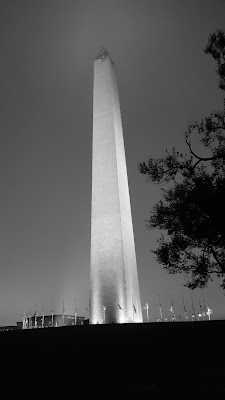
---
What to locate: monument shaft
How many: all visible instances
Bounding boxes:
[90,50,142,324]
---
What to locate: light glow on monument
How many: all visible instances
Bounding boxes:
[90,48,143,324]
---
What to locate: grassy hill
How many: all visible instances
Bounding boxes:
[1,320,225,396]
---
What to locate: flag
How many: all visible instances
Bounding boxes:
[103,305,106,311]
[143,303,149,310]
[133,304,137,313]
[170,305,173,313]
[118,303,123,310]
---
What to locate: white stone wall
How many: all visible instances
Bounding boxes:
[90,54,143,324]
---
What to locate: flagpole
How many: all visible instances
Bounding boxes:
[159,303,162,321]
[205,298,213,321]
[191,297,196,321]
[29,307,32,329]
[132,294,134,323]
[62,299,65,326]
[74,297,77,326]
[24,308,28,329]
[117,302,123,323]
[198,297,202,321]
[182,297,188,321]
[34,304,37,329]
[42,305,45,328]
[143,303,149,322]
[200,297,205,321]
[22,308,24,330]
[158,295,162,321]
[22,308,26,330]
[170,297,176,321]
[182,296,185,321]
[173,299,176,320]
[25,311,28,329]
[103,305,106,324]
[202,297,207,321]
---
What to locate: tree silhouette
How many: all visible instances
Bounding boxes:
[139,29,225,290]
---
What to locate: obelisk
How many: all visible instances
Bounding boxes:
[90,48,143,324]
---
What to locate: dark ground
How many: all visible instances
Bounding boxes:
[1,320,225,397]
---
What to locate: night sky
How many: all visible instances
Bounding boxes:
[0,0,225,325]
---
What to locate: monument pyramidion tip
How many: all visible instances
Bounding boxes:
[95,47,110,60]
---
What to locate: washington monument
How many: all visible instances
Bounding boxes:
[90,48,143,324]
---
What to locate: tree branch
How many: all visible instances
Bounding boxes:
[210,245,225,272]
[192,159,202,170]
[209,271,225,274]
[185,134,215,163]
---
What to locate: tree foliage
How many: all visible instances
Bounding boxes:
[139,29,225,290]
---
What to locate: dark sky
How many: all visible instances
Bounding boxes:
[0,0,225,325]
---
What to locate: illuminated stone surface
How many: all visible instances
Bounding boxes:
[90,49,143,324]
